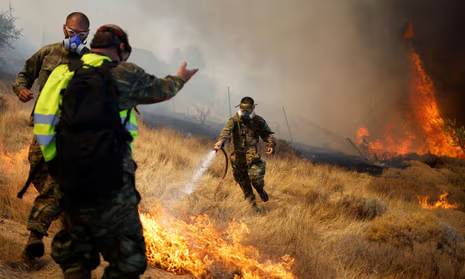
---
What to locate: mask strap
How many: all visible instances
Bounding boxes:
[249,111,255,119]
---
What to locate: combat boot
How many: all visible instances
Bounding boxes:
[257,189,269,202]
[24,230,45,259]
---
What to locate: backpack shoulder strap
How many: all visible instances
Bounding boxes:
[231,115,242,146]
[98,60,119,70]
[123,108,133,126]
[68,59,84,72]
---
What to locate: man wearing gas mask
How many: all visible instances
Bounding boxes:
[34,24,197,279]
[12,12,90,260]
[215,97,276,207]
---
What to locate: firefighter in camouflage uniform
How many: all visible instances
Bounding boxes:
[12,12,90,260]
[215,97,276,206]
[34,24,198,279]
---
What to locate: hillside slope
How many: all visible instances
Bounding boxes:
[1,91,465,278]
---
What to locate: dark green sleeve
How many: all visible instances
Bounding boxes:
[113,62,185,109]
[217,118,235,143]
[259,119,276,148]
[12,47,49,96]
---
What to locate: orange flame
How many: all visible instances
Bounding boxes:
[356,127,369,146]
[355,28,464,160]
[141,210,295,278]
[403,21,414,40]
[418,192,459,209]
[408,49,462,157]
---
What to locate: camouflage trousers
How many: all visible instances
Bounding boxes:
[51,173,147,279]
[27,137,62,236]
[28,137,49,191]
[231,158,266,203]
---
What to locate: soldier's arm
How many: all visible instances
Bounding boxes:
[113,62,185,109]
[217,118,235,144]
[259,119,276,148]
[12,47,49,96]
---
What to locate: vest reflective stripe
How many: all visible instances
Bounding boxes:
[35,134,55,147]
[125,121,137,131]
[34,124,56,147]
[34,63,74,161]
[34,53,138,161]
[34,113,60,126]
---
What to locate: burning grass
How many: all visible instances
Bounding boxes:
[0,93,33,222]
[418,192,459,209]
[1,89,465,278]
[141,209,295,279]
[355,33,464,160]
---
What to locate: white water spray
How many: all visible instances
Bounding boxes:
[183,150,217,195]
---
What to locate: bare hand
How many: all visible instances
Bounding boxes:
[266,147,274,155]
[176,61,198,82]
[214,141,223,151]
[19,89,33,103]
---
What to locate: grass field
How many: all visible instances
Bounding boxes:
[1,86,465,278]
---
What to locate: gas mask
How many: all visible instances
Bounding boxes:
[238,109,255,119]
[63,35,86,55]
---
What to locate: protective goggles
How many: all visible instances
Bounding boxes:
[65,26,89,37]
[235,103,256,109]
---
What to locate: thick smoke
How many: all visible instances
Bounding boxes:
[136,0,465,150]
[136,0,412,150]
[2,0,464,152]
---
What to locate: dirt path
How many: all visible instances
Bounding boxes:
[0,218,193,279]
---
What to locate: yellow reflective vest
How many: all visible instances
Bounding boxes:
[33,53,138,162]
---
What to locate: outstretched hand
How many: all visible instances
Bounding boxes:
[176,61,198,82]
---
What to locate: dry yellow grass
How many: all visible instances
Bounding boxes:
[0,93,32,223]
[1,88,465,278]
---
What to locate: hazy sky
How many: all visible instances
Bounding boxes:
[3,0,461,152]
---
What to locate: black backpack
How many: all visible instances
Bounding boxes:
[49,59,133,206]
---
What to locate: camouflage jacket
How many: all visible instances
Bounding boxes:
[12,42,89,125]
[110,61,185,111]
[218,113,275,165]
[109,59,186,174]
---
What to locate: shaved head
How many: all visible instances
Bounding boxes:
[65,12,89,29]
